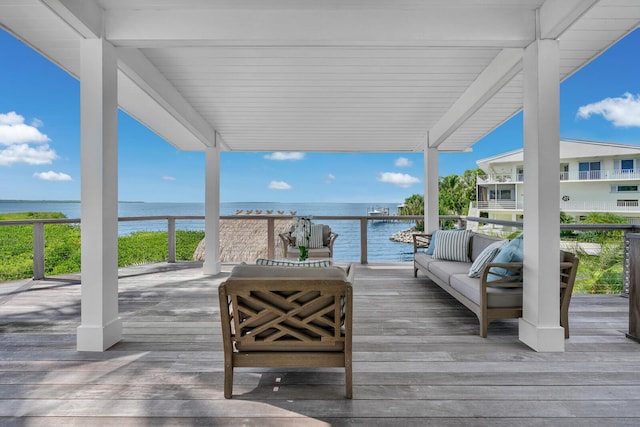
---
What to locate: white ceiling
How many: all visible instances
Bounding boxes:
[0,0,639,153]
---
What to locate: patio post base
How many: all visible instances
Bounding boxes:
[77,318,122,352]
[518,318,565,352]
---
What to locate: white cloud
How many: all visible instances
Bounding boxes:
[268,180,292,190]
[0,111,23,125]
[326,173,336,183]
[0,112,50,145]
[0,143,57,166]
[33,171,72,181]
[162,175,176,181]
[577,93,640,127]
[0,112,56,166]
[264,152,305,161]
[377,172,420,188]
[394,157,413,167]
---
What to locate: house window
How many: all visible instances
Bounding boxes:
[579,161,601,180]
[489,189,513,200]
[617,200,639,207]
[617,185,638,192]
[621,159,634,171]
[517,167,524,181]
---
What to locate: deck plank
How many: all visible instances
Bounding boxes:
[1,262,638,425]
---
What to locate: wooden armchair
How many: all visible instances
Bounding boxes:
[279,224,338,258]
[218,264,354,399]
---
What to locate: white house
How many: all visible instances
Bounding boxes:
[474,140,640,224]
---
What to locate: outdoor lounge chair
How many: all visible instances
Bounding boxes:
[218,263,354,399]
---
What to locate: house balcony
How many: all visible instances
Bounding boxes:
[561,200,640,213]
[475,200,640,214]
[478,169,640,185]
[475,200,523,210]
[477,174,523,184]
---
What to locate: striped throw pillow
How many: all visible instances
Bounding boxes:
[468,240,507,278]
[256,258,333,267]
[432,229,472,262]
[308,224,325,249]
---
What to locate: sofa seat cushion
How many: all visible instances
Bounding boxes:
[230,264,348,280]
[428,260,473,285]
[291,246,331,258]
[414,252,440,270]
[450,274,523,308]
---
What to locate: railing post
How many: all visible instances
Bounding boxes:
[33,222,45,279]
[626,233,640,343]
[168,217,176,263]
[624,231,631,295]
[267,217,275,259]
[360,218,368,264]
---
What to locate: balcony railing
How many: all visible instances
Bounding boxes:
[1,214,457,280]
[561,201,640,212]
[475,200,640,213]
[477,174,522,184]
[480,169,640,184]
[475,200,523,210]
[467,216,640,294]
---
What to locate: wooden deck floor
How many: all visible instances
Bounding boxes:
[1,262,639,426]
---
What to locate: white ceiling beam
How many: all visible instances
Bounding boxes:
[427,48,523,149]
[40,0,220,149]
[539,0,600,39]
[41,0,103,38]
[117,48,219,148]
[104,8,536,48]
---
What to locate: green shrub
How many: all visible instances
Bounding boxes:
[0,212,206,281]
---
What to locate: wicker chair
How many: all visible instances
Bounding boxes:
[279,224,338,258]
[218,264,354,399]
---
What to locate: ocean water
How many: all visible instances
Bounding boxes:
[0,200,417,262]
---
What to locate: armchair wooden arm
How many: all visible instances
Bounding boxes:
[327,232,339,257]
[412,233,432,253]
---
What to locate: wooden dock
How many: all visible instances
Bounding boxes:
[1,262,639,426]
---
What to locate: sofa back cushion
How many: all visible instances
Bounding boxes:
[469,233,506,261]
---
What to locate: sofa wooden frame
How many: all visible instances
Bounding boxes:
[413,233,579,338]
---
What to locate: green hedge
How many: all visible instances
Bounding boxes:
[0,212,204,281]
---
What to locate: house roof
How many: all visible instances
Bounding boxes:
[1,1,639,153]
[476,139,640,171]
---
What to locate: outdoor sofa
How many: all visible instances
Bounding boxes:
[218,262,354,399]
[413,230,579,338]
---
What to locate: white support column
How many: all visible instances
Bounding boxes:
[203,142,221,275]
[77,39,122,352]
[519,39,564,352]
[424,136,439,233]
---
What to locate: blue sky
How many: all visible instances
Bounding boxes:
[1,28,639,204]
